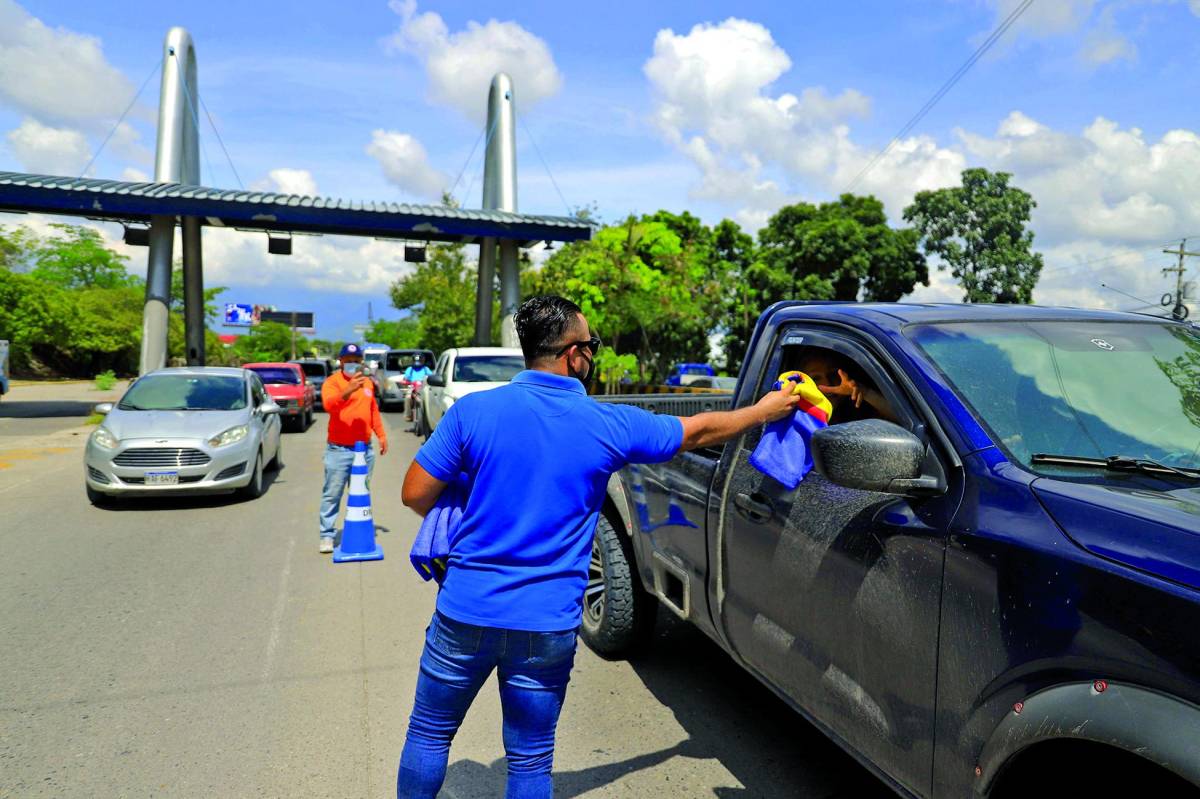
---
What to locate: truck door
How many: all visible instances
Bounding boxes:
[712,325,956,797]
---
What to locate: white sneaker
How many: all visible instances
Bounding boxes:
[319,538,334,554]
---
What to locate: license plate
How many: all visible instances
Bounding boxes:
[145,471,179,485]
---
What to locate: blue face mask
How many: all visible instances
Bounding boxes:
[342,362,362,376]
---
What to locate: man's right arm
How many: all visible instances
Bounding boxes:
[677,382,799,452]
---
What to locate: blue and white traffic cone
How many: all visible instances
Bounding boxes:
[333,441,384,563]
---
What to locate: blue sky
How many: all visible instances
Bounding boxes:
[3,0,1200,339]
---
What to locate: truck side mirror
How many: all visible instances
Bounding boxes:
[427,374,446,387]
[811,419,931,495]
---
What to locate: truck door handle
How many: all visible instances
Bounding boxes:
[734,492,773,522]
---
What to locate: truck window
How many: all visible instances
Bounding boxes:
[756,333,912,430]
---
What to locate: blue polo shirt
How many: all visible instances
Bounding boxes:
[414,370,684,631]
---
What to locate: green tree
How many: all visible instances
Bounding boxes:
[529,216,706,383]
[759,194,928,303]
[169,266,227,324]
[903,168,1043,303]
[365,317,422,349]
[231,321,302,363]
[390,243,485,353]
[27,223,135,289]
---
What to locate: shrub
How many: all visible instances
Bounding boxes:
[94,370,117,391]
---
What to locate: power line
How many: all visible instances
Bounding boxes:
[1037,232,1200,279]
[519,117,572,216]
[199,94,244,190]
[447,125,485,202]
[845,0,1035,192]
[77,60,161,179]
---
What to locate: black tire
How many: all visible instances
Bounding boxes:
[239,452,266,499]
[305,407,313,429]
[580,515,656,658]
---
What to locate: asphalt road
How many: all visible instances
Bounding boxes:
[0,400,891,798]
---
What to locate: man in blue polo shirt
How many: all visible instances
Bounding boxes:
[396,295,799,798]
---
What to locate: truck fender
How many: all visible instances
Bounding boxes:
[604,473,636,539]
[975,680,1200,794]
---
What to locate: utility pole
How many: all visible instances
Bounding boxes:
[1163,239,1200,320]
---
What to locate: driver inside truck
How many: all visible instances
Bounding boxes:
[790,347,899,425]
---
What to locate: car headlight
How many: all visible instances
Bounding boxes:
[208,424,249,448]
[91,426,118,449]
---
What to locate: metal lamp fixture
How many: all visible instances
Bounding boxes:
[267,232,292,255]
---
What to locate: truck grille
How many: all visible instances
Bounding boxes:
[113,448,211,467]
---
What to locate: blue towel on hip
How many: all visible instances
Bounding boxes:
[409,474,468,584]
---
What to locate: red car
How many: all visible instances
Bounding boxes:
[243,362,315,432]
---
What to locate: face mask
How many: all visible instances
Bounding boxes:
[342,362,362,376]
[568,351,594,389]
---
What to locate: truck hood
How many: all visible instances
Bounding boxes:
[1032,478,1200,590]
[265,384,305,399]
[104,408,247,441]
[447,382,508,399]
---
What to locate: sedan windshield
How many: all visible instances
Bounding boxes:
[248,367,300,385]
[118,374,247,411]
[453,355,525,383]
[911,321,1200,474]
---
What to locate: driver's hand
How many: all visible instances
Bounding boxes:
[818,369,864,408]
[755,381,802,423]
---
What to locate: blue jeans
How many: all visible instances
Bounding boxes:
[397,612,578,799]
[319,442,375,539]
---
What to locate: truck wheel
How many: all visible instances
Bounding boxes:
[581,516,655,658]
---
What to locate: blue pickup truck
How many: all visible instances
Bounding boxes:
[589,302,1200,797]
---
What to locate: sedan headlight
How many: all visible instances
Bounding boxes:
[208,424,249,448]
[91,426,119,449]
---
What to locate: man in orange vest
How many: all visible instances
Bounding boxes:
[319,343,389,554]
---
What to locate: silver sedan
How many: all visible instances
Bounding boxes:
[84,367,284,504]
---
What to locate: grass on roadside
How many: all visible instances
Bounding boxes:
[84,413,104,425]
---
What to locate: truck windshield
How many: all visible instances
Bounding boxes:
[910,321,1200,474]
[247,367,300,385]
[118,374,247,411]
[293,362,327,378]
[453,356,525,383]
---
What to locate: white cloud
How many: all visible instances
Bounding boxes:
[1191,0,1200,16]
[252,168,319,197]
[0,0,135,125]
[365,129,448,201]
[120,167,149,182]
[385,0,562,120]
[645,18,958,224]
[7,117,90,174]
[985,0,1097,36]
[1079,5,1138,66]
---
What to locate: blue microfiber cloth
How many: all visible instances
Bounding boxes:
[748,372,831,490]
[410,474,468,584]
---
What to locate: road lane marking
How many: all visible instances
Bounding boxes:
[260,535,296,682]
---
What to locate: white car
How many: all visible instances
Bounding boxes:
[418,347,525,437]
[84,367,284,504]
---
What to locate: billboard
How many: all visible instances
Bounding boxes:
[224,303,254,327]
[259,310,315,330]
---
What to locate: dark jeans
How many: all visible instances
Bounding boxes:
[397,612,578,799]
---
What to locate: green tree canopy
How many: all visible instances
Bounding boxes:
[364,317,422,350]
[231,321,304,363]
[389,242,482,353]
[758,194,928,303]
[903,168,1043,303]
[26,223,135,289]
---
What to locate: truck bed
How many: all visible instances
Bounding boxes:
[594,391,732,417]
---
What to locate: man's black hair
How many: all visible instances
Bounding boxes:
[515,295,584,364]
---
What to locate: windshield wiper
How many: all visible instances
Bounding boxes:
[1031,453,1200,481]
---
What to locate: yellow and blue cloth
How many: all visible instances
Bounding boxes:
[749,371,833,490]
